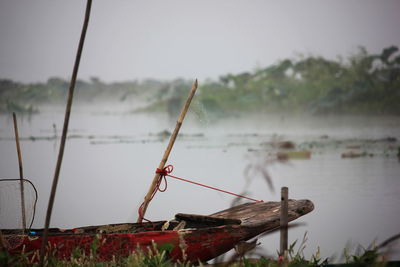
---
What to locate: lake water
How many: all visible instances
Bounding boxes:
[1,104,399,262]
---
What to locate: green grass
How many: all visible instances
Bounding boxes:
[0,235,395,267]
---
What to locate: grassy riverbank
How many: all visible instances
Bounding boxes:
[1,235,398,267]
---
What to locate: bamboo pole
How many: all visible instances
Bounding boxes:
[12,112,26,232]
[137,79,198,223]
[280,187,289,255]
[39,1,92,266]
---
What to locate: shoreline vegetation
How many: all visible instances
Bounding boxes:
[1,232,400,266]
[1,46,399,117]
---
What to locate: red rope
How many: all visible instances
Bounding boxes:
[137,169,168,223]
[159,165,262,202]
[138,164,263,223]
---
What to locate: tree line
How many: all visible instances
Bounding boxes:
[1,46,399,116]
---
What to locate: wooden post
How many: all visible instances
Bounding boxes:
[39,1,93,266]
[0,231,8,250]
[12,112,26,232]
[137,79,198,223]
[280,187,288,255]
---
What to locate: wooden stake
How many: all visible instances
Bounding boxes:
[12,112,26,232]
[280,187,288,255]
[0,231,8,250]
[137,79,198,223]
[39,1,92,266]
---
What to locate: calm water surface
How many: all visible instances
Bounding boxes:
[1,105,399,262]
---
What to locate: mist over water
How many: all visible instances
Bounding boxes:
[1,104,399,262]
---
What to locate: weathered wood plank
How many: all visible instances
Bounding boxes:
[210,199,314,228]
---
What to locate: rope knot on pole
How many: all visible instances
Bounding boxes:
[155,165,173,176]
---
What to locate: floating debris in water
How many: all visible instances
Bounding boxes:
[154,130,171,138]
[149,130,205,138]
[277,151,311,160]
[277,141,295,149]
[346,145,362,149]
[341,151,374,158]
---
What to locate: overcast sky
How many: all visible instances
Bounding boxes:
[1,0,400,83]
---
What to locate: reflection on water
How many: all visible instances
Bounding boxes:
[0,105,399,262]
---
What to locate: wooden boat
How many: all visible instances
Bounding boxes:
[3,199,314,263]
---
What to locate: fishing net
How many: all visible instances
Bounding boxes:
[0,178,38,250]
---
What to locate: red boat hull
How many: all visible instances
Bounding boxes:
[8,225,249,263]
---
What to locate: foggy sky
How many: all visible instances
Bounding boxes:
[1,0,400,83]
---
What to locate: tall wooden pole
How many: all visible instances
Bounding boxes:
[137,79,198,223]
[12,112,26,232]
[39,1,92,265]
[280,187,289,255]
